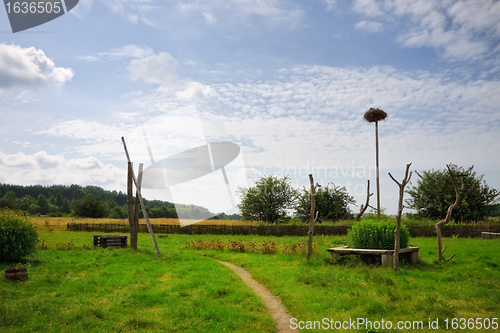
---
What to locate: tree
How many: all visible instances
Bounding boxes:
[237,175,298,223]
[72,194,110,218]
[37,194,49,215]
[406,164,499,222]
[0,191,18,210]
[296,183,355,222]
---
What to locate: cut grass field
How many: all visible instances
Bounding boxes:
[2,230,500,332]
[31,216,259,227]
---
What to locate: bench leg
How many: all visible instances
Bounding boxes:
[381,254,392,268]
[330,252,340,261]
[409,250,419,264]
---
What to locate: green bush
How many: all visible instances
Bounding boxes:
[347,219,409,250]
[0,209,39,262]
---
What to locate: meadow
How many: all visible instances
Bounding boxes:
[1,229,500,332]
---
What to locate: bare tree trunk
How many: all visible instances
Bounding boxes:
[388,163,412,271]
[305,174,320,260]
[436,164,465,262]
[357,180,374,221]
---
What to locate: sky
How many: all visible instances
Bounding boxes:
[0,0,499,217]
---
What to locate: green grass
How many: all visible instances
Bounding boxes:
[0,232,274,333]
[2,231,500,332]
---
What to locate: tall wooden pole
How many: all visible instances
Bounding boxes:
[122,137,161,259]
[376,121,381,219]
[127,162,136,249]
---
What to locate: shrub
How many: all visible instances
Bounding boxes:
[347,219,409,250]
[0,209,39,262]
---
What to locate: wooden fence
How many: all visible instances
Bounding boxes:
[66,223,500,238]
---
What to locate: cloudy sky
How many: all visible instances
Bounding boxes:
[0,0,499,216]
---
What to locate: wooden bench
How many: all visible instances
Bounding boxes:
[93,235,127,248]
[481,232,500,239]
[327,246,419,267]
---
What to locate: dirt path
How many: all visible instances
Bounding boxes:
[217,260,296,333]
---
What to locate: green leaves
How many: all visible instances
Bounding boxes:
[406,165,500,222]
[296,183,355,222]
[0,209,39,262]
[237,175,298,223]
[347,219,409,250]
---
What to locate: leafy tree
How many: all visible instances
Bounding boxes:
[295,183,356,222]
[237,175,298,223]
[55,192,64,207]
[19,195,35,212]
[37,194,50,215]
[0,191,18,210]
[0,209,38,262]
[72,194,110,218]
[406,165,500,222]
[60,198,72,214]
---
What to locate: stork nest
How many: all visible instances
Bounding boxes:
[364,108,387,122]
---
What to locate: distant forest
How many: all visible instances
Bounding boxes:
[0,183,241,220]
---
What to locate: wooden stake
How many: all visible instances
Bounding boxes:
[127,162,137,249]
[121,137,161,259]
[376,121,381,219]
[305,174,320,260]
[129,163,143,250]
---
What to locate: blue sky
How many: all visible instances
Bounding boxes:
[0,0,499,216]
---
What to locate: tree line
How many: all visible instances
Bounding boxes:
[237,165,499,224]
[0,183,230,220]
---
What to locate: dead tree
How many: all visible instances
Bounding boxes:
[305,174,320,260]
[388,163,412,271]
[356,180,375,221]
[436,164,466,262]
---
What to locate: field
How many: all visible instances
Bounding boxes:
[31,216,259,228]
[1,229,500,332]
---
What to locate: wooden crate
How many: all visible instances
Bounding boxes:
[93,235,127,248]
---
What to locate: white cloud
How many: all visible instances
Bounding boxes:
[76,55,100,62]
[126,50,212,99]
[0,151,126,188]
[353,0,500,62]
[99,44,155,60]
[353,0,384,17]
[355,20,383,33]
[128,52,178,86]
[0,44,74,89]
[322,0,337,11]
[203,12,217,24]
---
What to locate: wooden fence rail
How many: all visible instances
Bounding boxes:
[66,223,500,238]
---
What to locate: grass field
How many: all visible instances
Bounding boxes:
[31,216,259,227]
[2,230,500,332]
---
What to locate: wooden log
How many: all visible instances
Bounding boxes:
[5,266,28,281]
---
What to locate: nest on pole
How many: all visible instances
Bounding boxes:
[364,108,387,123]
